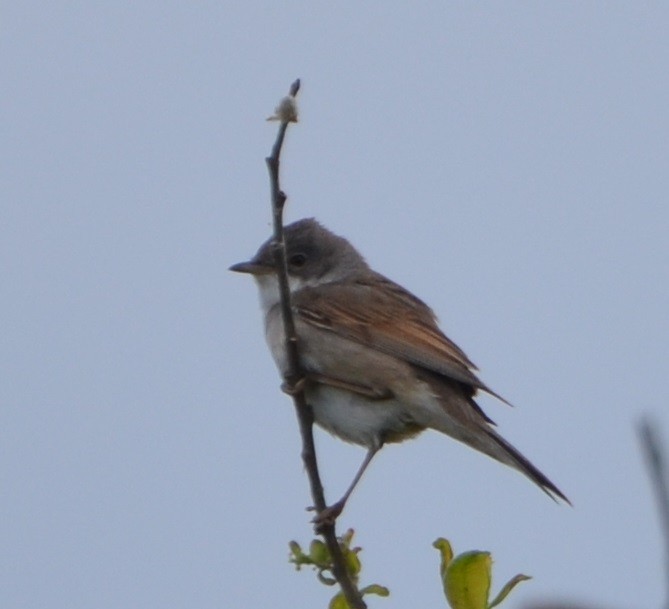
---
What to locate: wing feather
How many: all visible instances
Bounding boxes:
[293,274,508,404]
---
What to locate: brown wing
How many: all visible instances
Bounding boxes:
[292,274,508,403]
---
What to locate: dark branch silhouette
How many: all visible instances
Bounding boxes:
[265,79,366,609]
[638,417,669,609]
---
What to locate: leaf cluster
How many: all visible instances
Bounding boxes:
[289,529,389,609]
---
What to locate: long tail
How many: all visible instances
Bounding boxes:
[417,372,570,503]
[482,427,570,504]
[427,411,571,504]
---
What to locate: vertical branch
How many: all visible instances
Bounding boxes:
[638,417,669,609]
[265,79,367,609]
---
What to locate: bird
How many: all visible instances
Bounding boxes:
[230,218,568,520]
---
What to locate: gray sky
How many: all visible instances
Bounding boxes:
[3,3,668,608]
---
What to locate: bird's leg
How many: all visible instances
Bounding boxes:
[312,445,379,528]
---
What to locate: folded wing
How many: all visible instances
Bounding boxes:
[293,274,508,404]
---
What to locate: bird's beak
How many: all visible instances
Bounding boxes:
[229,260,274,275]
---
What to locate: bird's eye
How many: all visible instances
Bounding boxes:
[289,253,307,268]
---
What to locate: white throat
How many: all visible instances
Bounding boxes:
[254,273,333,316]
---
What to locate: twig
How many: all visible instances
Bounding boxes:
[265,79,367,609]
[638,417,669,609]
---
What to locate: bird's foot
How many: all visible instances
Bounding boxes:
[281,376,306,396]
[310,499,346,532]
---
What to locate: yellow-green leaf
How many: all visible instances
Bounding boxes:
[288,540,310,569]
[343,548,361,577]
[433,537,455,587]
[341,528,355,547]
[309,540,330,566]
[316,570,337,586]
[360,584,390,597]
[488,573,531,609]
[445,551,491,609]
[328,592,349,609]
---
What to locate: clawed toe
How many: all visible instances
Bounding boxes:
[310,500,346,531]
[281,377,307,395]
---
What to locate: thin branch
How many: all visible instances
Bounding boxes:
[638,417,669,609]
[265,79,367,609]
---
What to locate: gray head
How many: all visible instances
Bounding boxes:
[230,218,369,285]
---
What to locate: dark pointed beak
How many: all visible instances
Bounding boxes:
[229,260,274,275]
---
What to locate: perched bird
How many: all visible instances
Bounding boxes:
[231,218,568,519]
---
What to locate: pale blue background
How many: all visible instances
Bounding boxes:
[2,3,668,608]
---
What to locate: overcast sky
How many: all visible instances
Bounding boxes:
[3,3,669,609]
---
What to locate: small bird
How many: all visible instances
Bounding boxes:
[230,218,568,519]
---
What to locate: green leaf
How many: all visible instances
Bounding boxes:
[309,540,330,567]
[343,547,361,578]
[433,537,455,587]
[328,592,349,609]
[316,570,337,586]
[488,573,531,609]
[445,551,491,609]
[360,584,390,598]
[288,541,310,569]
[341,528,355,547]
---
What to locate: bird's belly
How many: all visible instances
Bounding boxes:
[306,385,423,449]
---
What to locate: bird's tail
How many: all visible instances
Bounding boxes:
[417,374,570,503]
[478,426,570,504]
[424,404,570,503]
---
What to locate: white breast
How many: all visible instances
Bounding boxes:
[306,384,420,449]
